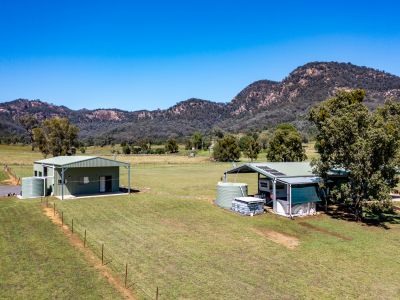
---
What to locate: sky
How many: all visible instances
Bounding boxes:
[0,0,399,111]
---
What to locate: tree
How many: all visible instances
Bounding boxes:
[18,115,39,150]
[257,132,269,150]
[191,132,203,150]
[122,145,131,154]
[32,117,79,157]
[243,138,261,162]
[309,90,400,221]
[165,138,179,153]
[239,135,253,152]
[138,138,151,151]
[184,139,192,150]
[213,135,241,162]
[266,124,306,162]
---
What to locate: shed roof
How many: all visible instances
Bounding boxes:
[225,162,315,178]
[34,156,129,168]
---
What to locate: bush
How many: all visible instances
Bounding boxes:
[79,147,86,154]
[154,148,166,155]
[165,139,179,153]
[213,135,241,162]
[122,145,131,154]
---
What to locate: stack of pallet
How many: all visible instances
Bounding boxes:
[231,197,264,216]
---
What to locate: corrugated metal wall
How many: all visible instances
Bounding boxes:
[21,177,44,198]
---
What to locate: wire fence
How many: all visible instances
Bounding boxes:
[40,198,161,300]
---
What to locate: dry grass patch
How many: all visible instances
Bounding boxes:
[252,227,300,249]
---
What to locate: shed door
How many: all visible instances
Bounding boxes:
[99,176,106,192]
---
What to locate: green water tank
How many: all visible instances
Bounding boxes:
[215,182,248,209]
[21,177,45,199]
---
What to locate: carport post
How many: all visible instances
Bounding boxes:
[127,165,131,194]
[61,167,64,200]
[289,184,292,218]
[272,178,276,201]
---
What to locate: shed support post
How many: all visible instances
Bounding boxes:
[223,173,227,182]
[61,168,64,200]
[127,165,131,194]
[289,184,292,218]
[257,173,260,195]
[272,179,276,201]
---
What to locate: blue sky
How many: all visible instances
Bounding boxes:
[0,0,399,110]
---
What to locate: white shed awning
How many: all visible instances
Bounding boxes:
[277,177,321,185]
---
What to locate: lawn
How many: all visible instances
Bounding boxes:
[1,144,399,299]
[53,163,400,299]
[0,197,122,299]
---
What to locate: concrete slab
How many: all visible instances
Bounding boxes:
[55,192,128,200]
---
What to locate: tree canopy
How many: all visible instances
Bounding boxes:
[266,124,306,162]
[33,117,79,157]
[18,115,39,150]
[239,135,261,162]
[309,90,400,220]
[213,135,241,162]
[165,138,179,153]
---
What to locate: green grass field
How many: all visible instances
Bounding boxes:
[0,198,122,299]
[1,144,399,299]
[53,163,400,299]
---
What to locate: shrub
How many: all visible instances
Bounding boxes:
[213,135,241,162]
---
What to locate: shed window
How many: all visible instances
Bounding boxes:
[44,167,48,176]
[34,171,38,176]
[80,176,89,184]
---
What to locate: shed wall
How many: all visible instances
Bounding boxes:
[53,166,120,196]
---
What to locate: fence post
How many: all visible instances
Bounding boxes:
[84,229,86,247]
[53,202,56,216]
[101,243,104,265]
[61,211,64,227]
[156,286,159,300]
[125,263,128,288]
[72,219,74,234]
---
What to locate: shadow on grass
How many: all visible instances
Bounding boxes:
[323,204,400,230]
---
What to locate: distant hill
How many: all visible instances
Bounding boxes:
[1,62,400,143]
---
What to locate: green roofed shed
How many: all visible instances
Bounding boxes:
[27,156,131,200]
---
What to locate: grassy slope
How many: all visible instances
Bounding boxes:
[0,198,122,299]
[54,163,400,299]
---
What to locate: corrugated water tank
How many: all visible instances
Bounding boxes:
[21,177,45,199]
[215,182,248,209]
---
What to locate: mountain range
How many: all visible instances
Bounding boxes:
[1,61,400,143]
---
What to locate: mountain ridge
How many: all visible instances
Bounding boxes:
[1,61,400,143]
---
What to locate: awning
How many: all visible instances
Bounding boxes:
[277,177,321,185]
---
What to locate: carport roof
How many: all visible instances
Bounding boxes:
[34,156,129,168]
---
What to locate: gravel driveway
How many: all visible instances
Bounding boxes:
[0,185,21,196]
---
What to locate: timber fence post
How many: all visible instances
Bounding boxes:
[125,263,128,288]
[101,243,104,265]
